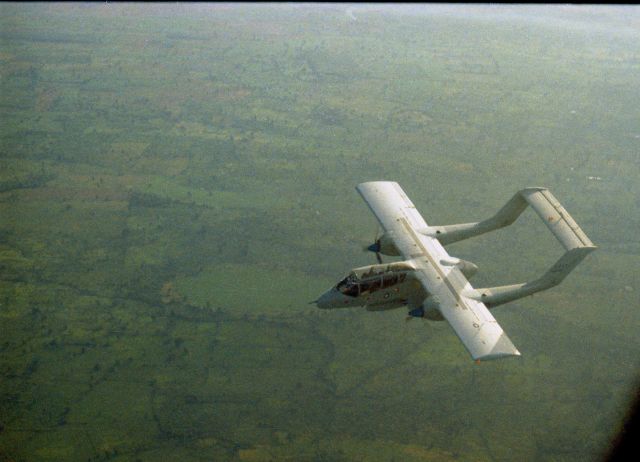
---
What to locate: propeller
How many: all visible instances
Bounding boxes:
[362,226,383,264]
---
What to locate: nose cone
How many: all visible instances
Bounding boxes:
[315,288,339,309]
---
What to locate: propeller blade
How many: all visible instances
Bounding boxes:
[362,225,384,263]
[364,225,382,262]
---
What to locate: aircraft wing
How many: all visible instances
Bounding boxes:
[356,181,520,361]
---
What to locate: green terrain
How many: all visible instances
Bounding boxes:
[1,3,639,461]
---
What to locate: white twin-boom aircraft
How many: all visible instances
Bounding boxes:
[314,182,596,362]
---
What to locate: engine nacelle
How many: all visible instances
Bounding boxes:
[422,297,445,321]
[440,257,478,280]
[378,233,400,256]
[409,297,445,321]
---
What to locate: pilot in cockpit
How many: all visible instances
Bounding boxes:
[337,273,359,297]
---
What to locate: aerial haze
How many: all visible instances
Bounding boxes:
[1,3,639,461]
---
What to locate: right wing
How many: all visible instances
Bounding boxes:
[356,181,520,361]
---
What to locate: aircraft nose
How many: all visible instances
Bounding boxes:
[315,288,337,309]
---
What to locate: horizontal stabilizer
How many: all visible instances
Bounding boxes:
[520,188,594,251]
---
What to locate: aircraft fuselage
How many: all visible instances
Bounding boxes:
[315,262,423,312]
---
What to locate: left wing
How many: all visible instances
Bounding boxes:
[356,181,520,361]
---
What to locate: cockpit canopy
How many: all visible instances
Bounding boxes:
[336,273,359,297]
[336,270,408,297]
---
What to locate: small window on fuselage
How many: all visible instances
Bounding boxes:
[381,273,398,289]
[360,276,382,294]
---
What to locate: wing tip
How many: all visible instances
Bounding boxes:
[474,350,521,362]
[471,332,521,362]
[356,180,399,190]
